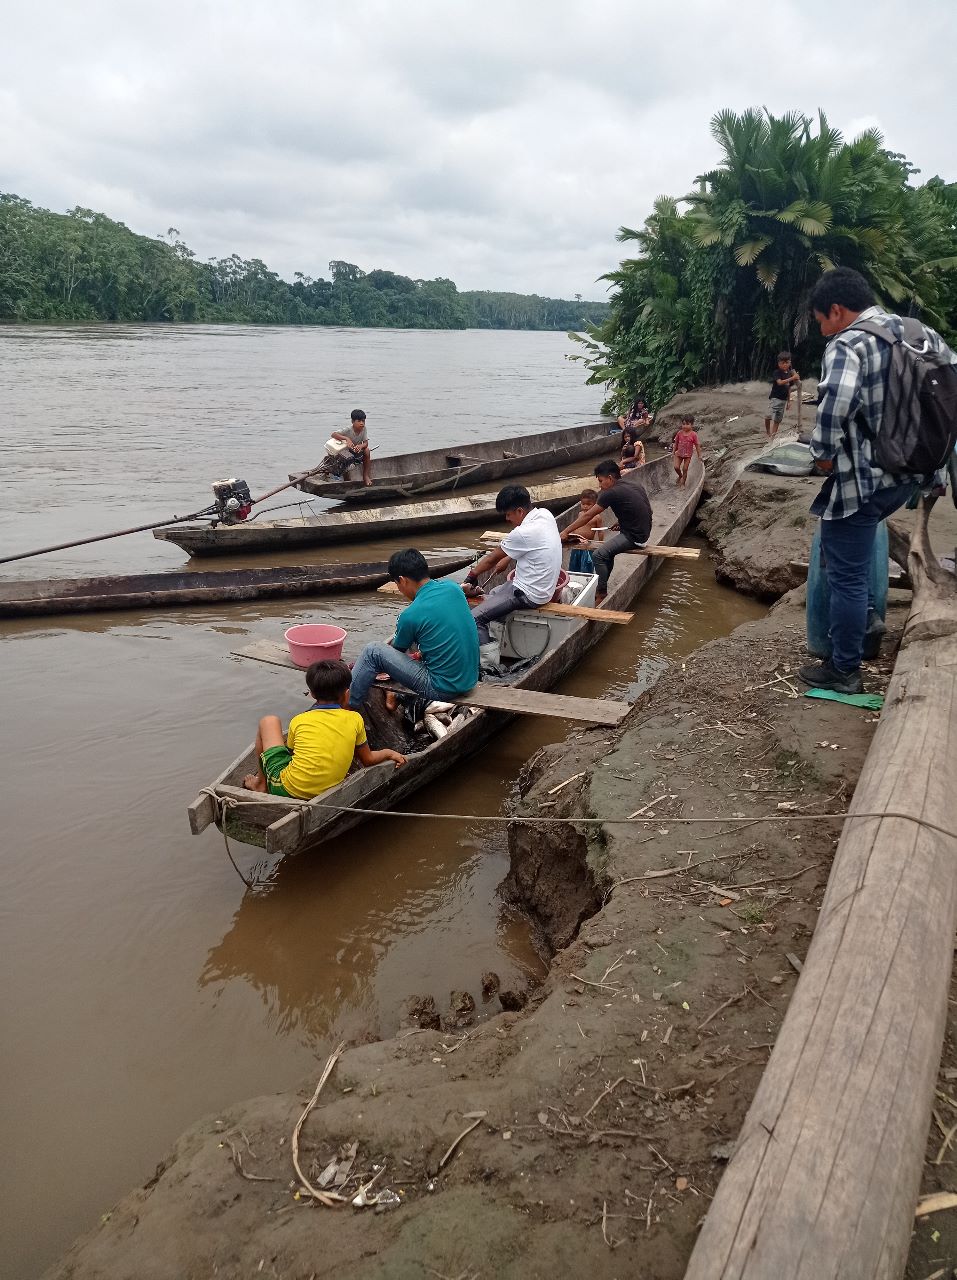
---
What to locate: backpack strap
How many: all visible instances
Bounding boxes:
[842,318,897,345]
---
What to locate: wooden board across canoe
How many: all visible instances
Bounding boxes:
[188,454,704,858]
[0,553,474,619]
[291,420,620,502]
[152,477,592,558]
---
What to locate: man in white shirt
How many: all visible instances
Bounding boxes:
[462,485,563,645]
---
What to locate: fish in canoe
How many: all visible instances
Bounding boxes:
[0,553,474,620]
[152,478,592,558]
[188,454,704,861]
[291,420,620,502]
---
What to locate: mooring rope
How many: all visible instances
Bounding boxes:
[198,786,957,889]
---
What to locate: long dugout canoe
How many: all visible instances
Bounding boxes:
[152,477,591,558]
[0,553,474,619]
[188,453,705,858]
[291,419,620,502]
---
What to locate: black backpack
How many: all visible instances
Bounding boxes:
[848,317,957,475]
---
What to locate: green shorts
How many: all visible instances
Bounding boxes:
[260,745,294,797]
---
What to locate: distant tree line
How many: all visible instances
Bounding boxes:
[571,109,957,412]
[0,194,608,331]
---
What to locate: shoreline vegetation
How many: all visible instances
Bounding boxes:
[0,193,609,331]
[570,107,957,416]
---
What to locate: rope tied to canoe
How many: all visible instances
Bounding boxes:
[198,789,957,888]
[198,788,275,890]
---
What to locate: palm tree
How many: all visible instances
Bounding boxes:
[685,109,923,370]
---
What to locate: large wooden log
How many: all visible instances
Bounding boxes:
[685,496,957,1280]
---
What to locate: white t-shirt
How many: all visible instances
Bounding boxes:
[501,506,563,606]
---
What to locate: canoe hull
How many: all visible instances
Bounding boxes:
[0,554,473,619]
[191,454,704,858]
[152,479,587,557]
[292,420,619,502]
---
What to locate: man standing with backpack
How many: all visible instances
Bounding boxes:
[799,267,957,693]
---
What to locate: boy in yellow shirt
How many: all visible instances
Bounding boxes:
[242,659,405,798]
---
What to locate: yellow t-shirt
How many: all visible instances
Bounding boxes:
[279,706,367,800]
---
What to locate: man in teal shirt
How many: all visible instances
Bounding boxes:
[348,549,479,709]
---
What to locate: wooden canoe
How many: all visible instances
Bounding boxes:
[152,477,591,558]
[189,454,704,858]
[0,553,473,619]
[291,420,619,502]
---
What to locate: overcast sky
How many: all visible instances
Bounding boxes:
[2,1,954,298]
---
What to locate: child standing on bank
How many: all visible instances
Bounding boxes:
[242,658,405,797]
[672,415,702,487]
[765,351,801,439]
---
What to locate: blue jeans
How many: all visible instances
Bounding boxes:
[349,641,442,708]
[819,482,914,671]
[592,531,640,594]
[471,582,536,645]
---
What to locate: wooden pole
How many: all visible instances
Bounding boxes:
[685,496,957,1280]
[0,461,332,567]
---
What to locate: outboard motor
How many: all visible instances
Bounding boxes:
[211,478,253,523]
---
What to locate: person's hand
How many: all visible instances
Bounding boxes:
[814,458,834,473]
[387,750,407,769]
[462,582,482,599]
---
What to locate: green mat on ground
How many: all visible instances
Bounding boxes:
[803,689,884,710]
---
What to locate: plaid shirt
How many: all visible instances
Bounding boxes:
[810,305,957,519]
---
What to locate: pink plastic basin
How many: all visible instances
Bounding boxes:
[284,623,347,668]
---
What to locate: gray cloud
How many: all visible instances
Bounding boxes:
[1,0,954,296]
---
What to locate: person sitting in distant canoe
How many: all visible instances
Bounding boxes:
[620,442,643,474]
[242,659,406,798]
[618,398,652,433]
[348,549,480,709]
[330,409,372,486]
[462,485,563,645]
[620,426,646,467]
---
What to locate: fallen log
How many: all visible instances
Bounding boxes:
[685,495,957,1280]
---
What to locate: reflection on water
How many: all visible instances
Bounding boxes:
[0,325,765,1280]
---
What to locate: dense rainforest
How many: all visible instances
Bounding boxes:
[573,108,957,413]
[0,193,608,331]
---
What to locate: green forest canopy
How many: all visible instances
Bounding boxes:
[0,192,609,331]
[572,108,957,412]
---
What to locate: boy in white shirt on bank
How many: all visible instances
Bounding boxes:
[462,484,562,645]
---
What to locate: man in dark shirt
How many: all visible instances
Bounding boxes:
[560,460,652,602]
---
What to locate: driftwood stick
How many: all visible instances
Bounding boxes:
[438,1111,487,1170]
[685,505,957,1280]
[584,1076,626,1120]
[291,1042,348,1207]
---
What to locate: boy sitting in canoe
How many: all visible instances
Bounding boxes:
[243,659,406,797]
[330,409,373,486]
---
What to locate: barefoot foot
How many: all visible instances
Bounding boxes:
[243,773,267,793]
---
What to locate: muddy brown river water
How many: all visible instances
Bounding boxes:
[0,325,765,1278]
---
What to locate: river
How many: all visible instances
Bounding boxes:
[0,325,765,1278]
